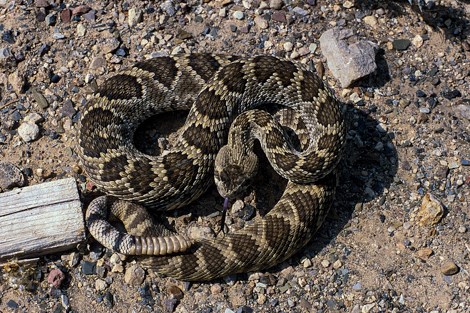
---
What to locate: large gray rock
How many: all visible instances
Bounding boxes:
[319,27,378,87]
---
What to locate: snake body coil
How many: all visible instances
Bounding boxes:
[78,54,346,281]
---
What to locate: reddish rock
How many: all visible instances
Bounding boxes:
[47,268,65,288]
[60,9,71,23]
[271,11,287,23]
[72,5,91,16]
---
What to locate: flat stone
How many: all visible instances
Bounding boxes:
[124,264,145,286]
[61,99,76,118]
[0,162,25,192]
[441,261,459,275]
[128,8,143,26]
[72,5,91,15]
[393,39,411,50]
[319,27,378,87]
[416,247,433,260]
[23,112,44,124]
[81,261,96,275]
[271,11,286,23]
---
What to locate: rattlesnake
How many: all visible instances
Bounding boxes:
[78,54,346,281]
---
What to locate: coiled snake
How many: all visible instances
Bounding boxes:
[78,54,346,281]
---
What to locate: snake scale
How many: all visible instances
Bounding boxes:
[78,54,346,281]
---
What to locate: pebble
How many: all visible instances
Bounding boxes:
[45,13,56,26]
[52,32,65,40]
[352,282,362,290]
[301,257,312,268]
[458,226,467,233]
[60,9,71,23]
[320,27,378,87]
[77,23,86,37]
[0,162,25,191]
[292,7,308,16]
[168,285,184,300]
[69,252,81,267]
[321,259,330,268]
[254,16,268,29]
[343,1,354,8]
[416,247,433,260]
[333,260,343,269]
[211,283,223,294]
[412,34,424,47]
[128,8,143,27]
[124,264,146,285]
[269,0,283,10]
[441,261,459,276]
[363,16,377,28]
[393,39,411,50]
[81,261,96,275]
[283,42,293,52]
[233,11,244,20]
[441,89,461,100]
[161,0,176,16]
[61,294,70,311]
[416,193,444,226]
[6,300,19,309]
[271,11,286,23]
[18,122,40,142]
[47,268,65,288]
[95,279,108,291]
[361,303,375,312]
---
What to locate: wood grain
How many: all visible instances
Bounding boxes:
[0,178,85,260]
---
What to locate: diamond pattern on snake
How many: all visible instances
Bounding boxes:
[78,54,346,281]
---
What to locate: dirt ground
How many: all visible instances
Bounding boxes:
[0,0,469,312]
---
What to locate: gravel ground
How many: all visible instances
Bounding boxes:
[0,0,469,312]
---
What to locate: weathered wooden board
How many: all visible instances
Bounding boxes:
[0,177,85,260]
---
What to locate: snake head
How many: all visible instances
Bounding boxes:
[214,145,258,199]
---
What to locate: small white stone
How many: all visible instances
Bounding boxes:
[18,122,40,142]
[77,23,86,37]
[343,1,354,8]
[219,8,227,17]
[283,42,293,52]
[363,16,377,28]
[95,279,107,291]
[321,259,330,268]
[308,43,317,53]
[233,11,244,20]
[412,34,424,48]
